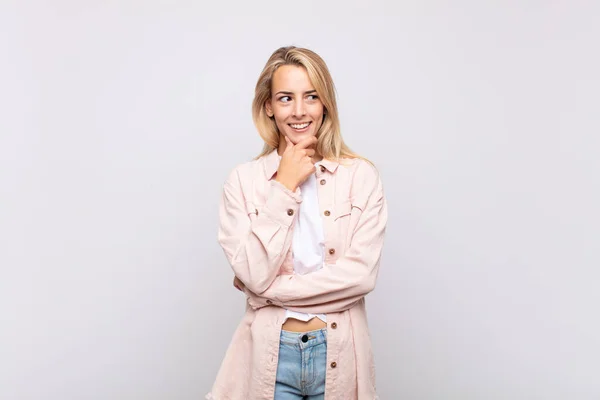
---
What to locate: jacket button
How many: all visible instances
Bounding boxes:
[320,165,326,173]
[330,362,337,368]
[324,210,330,216]
[287,209,294,216]
[266,300,273,305]
[320,179,326,185]
[331,322,337,329]
[328,248,335,255]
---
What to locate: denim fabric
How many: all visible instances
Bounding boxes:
[210,149,386,399]
[275,328,327,399]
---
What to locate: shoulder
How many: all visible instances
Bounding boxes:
[224,155,269,187]
[338,157,382,184]
[337,158,384,207]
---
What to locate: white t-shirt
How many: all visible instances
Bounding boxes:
[283,164,327,324]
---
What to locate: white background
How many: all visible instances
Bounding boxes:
[1,1,599,399]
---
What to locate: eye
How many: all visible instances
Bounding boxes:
[279,96,292,103]
[307,94,319,101]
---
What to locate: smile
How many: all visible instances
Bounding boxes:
[289,122,311,131]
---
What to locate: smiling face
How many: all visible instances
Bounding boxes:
[265,65,325,146]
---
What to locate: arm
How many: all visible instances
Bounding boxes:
[248,165,388,312]
[218,167,301,294]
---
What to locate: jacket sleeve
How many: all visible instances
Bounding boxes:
[247,165,387,313]
[218,167,302,294]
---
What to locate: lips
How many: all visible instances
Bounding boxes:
[288,122,312,131]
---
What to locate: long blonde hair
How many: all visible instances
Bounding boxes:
[252,46,365,162]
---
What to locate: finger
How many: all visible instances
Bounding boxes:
[305,149,315,157]
[283,135,293,151]
[295,135,317,149]
[233,277,242,289]
[295,135,318,150]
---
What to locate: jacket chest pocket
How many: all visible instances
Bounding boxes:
[333,199,363,250]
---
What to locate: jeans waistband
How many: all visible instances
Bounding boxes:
[279,328,327,348]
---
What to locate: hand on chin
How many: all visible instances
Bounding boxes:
[286,130,316,145]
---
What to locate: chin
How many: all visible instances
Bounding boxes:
[286,129,317,144]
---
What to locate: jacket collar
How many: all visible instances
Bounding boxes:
[263,149,340,180]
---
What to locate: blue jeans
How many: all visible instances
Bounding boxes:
[275,328,327,399]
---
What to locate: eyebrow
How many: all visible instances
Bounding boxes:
[274,90,318,96]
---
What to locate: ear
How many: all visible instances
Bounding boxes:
[265,99,274,117]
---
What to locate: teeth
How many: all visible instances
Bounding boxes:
[290,122,310,129]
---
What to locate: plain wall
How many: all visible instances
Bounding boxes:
[1,1,599,399]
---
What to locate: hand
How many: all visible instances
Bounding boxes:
[275,135,318,191]
[233,276,245,292]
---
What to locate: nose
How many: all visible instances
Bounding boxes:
[292,99,306,117]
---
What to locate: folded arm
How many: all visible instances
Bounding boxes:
[218,168,302,294]
[247,164,388,313]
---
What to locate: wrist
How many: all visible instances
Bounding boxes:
[275,177,298,192]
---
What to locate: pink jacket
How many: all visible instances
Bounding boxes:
[207,149,387,400]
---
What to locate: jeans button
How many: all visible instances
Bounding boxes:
[301,335,309,343]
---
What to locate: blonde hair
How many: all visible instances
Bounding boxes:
[252,46,366,162]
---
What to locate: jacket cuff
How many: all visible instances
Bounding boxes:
[262,180,303,227]
[271,179,303,202]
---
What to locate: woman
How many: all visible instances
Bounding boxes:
[207,46,387,400]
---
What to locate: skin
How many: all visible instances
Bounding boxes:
[266,65,325,191]
[233,65,327,311]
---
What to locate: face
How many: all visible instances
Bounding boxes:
[265,65,325,145]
